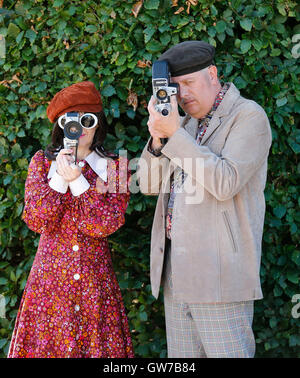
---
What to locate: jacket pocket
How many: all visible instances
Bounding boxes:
[222,210,237,253]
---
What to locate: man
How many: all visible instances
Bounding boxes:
[137,41,272,358]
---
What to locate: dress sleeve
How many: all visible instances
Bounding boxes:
[22,150,67,234]
[71,157,130,238]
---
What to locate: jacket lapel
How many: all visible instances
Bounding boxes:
[183,115,198,139]
[160,83,242,208]
[200,115,222,145]
[200,83,241,145]
[180,111,222,146]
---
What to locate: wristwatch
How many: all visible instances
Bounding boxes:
[147,137,164,157]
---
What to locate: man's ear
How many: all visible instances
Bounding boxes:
[208,65,219,85]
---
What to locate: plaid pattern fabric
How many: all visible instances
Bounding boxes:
[163,248,255,358]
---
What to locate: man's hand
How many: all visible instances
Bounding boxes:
[56,149,82,182]
[147,95,180,139]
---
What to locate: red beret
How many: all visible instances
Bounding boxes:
[47,81,103,123]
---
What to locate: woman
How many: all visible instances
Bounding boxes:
[8,81,134,358]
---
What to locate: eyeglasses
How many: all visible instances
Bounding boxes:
[58,112,98,130]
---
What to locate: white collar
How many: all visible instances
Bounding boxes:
[47,151,107,182]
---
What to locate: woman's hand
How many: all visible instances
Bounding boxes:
[56,149,81,182]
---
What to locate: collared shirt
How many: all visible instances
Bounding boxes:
[48,150,108,196]
[166,83,230,239]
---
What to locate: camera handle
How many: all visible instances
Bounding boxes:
[74,144,78,165]
[63,138,79,166]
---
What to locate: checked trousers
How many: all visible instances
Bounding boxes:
[162,244,256,358]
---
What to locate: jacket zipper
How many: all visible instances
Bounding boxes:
[222,210,237,253]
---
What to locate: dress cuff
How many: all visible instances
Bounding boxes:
[49,171,69,194]
[69,174,90,197]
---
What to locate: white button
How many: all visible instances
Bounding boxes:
[78,161,85,168]
[72,245,79,251]
[74,274,80,280]
[75,305,80,311]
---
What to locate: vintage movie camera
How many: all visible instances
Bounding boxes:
[152,60,179,117]
[58,112,83,164]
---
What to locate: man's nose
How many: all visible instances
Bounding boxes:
[178,85,188,98]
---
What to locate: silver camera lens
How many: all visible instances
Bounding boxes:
[64,121,82,140]
[156,88,168,101]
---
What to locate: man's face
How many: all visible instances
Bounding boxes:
[171,66,220,119]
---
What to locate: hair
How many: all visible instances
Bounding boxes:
[202,65,220,86]
[44,111,117,160]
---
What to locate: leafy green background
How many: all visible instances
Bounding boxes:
[0,0,299,357]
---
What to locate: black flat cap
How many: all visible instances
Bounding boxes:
[158,40,215,77]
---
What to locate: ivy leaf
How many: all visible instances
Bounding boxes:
[273,205,286,219]
[146,39,162,52]
[160,33,171,46]
[277,4,287,16]
[276,97,287,107]
[11,144,22,159]
[291,251,300,266]
[7,23,20,38]
[35,81,47,92]
[53,0,64,6]
[144,0,160,10]
[234,76,247,89]
[240,18,253,31]
[0,278,8,285]
[240,39,252,54]
[216,20,227,33]
[127,141,140,152]
[85,25,97,33]
[144,26,156,44]
[270,48,281,57]
[287,271,299,284]
[139,311,148,321]
[101,85,116,97]
[208,26,216,37]
[273,285,283,297]
[287,138,300,154]
[25,29,36,44]
[252,39,263,51]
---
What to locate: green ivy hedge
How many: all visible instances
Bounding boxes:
[0,0,299,358]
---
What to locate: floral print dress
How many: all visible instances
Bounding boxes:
[8,150,134,358]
